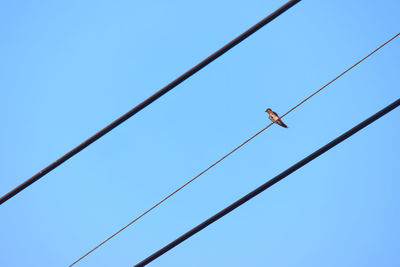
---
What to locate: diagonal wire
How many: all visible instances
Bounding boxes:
[70,32,400,266]
[0,0,301,205]
[279,32,400,120]
[134,97,400,266]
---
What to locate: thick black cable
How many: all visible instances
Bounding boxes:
[0,0,301,205]
[134,98,400,267]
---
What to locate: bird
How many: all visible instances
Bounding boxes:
[266,108,288,128]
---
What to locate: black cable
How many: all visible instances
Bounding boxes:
[134,98,400,267]
[0,0,301,205]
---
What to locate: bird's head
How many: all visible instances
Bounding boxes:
[265,108,272,114]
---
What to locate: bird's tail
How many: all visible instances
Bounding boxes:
[277,120,288,128]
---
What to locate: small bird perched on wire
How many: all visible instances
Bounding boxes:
[266,108,288,128]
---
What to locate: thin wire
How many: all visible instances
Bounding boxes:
[134,97,400,266]
[280,32,400,120]
[69,124,273,267]
[0,0,301,206]
[70,32,400,266]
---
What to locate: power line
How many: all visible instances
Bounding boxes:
[69,32,400,266]
[0,0,301,206]
[134,98,400,267]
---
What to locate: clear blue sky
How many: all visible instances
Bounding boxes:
[1,1,399,266]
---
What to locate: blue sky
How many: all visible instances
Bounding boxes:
[1,1,399,266]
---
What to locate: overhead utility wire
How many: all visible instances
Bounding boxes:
[0,0,301,206]
[135,98,400,266]
[69,31,400,266]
